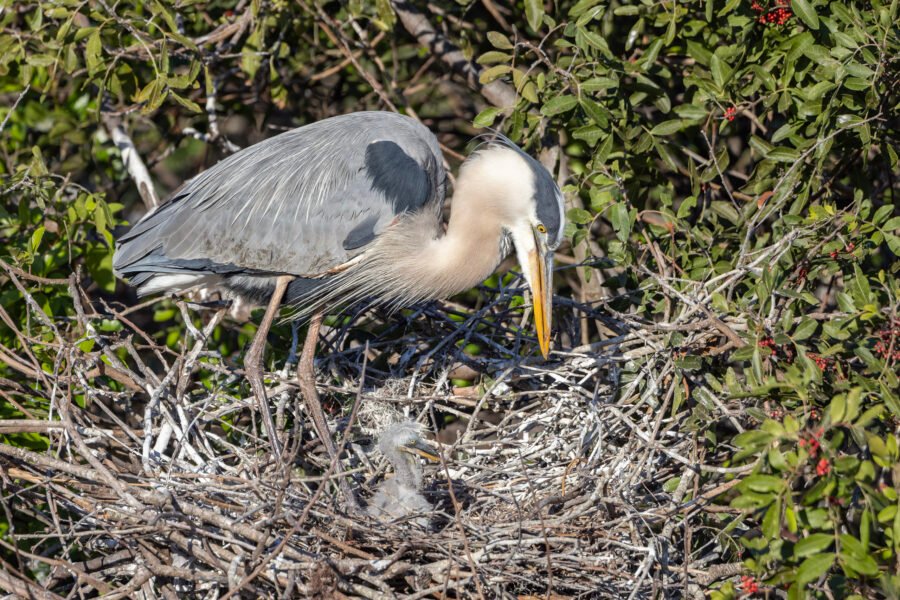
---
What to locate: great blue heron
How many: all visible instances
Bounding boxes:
[113,111,564,469]
[367,420,438,527]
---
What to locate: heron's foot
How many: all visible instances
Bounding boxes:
[278,321,301,379]
[278,357,298,380]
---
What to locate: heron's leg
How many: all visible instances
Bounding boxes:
[297,312,360,510]
[279,321,300,378]
[245,275,291,458]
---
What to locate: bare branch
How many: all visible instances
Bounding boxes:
[101,114,160,210]
[391,0,518,108]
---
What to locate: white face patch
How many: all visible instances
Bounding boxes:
[460,146,540,221]
[474,143,564,248]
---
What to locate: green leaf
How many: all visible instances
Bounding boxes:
[486,31,514,50]
[479,64,512,84]
[567,207,593,225]
[580,28,612,56]
[525,0,544,32]
[580,98,609,128]
[521,81,539,103]
[677,196,697,219]
[791,0,820,30]
[86,29,102,74]
[674,104,709,120]
[473,107,502,128]
[795,534,834,558]
[30,226,45,253]
[762,498,781,538]
[595,133,613,164]
[650,120,685,136]
[839,550,879,576]
[793,318,817,340]
[609,203,632,242]
[710,54,728,88]
[768,148,801,162]
[711,201,741,225]
[742,474,784,493]
[830,395,846,423]
[26,54,57,67]
[541,95,579,116]
[170,92,202,113]
[581,77,618,93]
[476,51,512,65]
[572,125,604,146]
[86,245,116,293]
[873,204,894,225]
[796,553,834,587]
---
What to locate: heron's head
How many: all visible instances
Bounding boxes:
[460,142,565,359]
[378,421,440,464]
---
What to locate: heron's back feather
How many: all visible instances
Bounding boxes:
[113,112,446,297]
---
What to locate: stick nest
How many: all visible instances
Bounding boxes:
[0,266,750,598]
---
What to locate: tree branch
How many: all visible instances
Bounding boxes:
[101,114,160,211]
[391,0,518,108]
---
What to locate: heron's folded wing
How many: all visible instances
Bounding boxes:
[113,112,446,281]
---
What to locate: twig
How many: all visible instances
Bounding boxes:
[0,84,30,135]
[101,114,160,210]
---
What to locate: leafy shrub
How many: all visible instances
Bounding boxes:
[479,0,900,596]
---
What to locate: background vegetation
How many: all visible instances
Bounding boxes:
[1,0,898,597]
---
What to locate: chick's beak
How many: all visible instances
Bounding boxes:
[527,230,554,359]
[401,439,441,462]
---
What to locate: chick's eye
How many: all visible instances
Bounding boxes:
[536,224,547,234]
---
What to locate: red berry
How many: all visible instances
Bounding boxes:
[740,575,761,594]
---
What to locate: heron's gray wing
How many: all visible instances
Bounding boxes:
[113,112,445,283]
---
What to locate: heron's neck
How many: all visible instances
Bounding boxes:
[317,169,509,310]
[416,180,506,296]
[388,451,423,489]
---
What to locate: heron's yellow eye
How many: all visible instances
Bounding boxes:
[536,224,547,234]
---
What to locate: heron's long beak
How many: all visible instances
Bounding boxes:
[527,230,554,359]
[400,439,441,462]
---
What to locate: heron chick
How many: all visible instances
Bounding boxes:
[367,421,439,527]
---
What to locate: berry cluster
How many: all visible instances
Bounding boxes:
[740,575,760,594]
[798,427,824,457]
[798,427,831,477]
[829,242,855,260]
[757,336,795,362]
[806,352,829,371]
[724,106,737,121]
[874,320,900,362]
[751,0,793,25]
